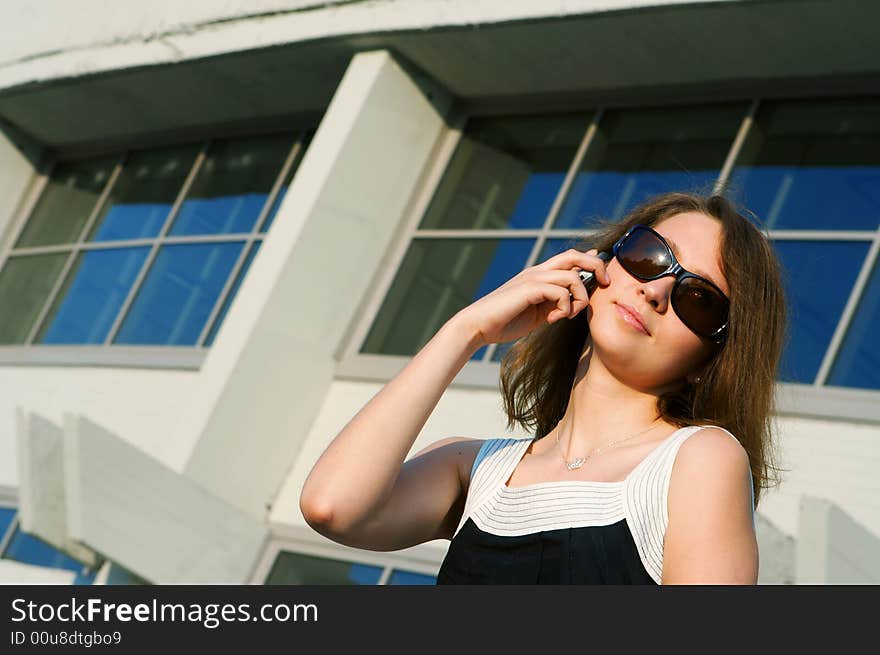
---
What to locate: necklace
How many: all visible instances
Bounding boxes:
[555,418,661,471]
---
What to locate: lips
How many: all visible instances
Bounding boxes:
[615,303,651,335]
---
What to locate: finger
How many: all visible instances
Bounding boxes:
[532,283,570,323]
[547,284,572,322]
[529,269,589,316]
[535,247,610,284]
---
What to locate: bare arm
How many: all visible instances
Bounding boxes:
[299,248,609,550]
[299,313,483,542]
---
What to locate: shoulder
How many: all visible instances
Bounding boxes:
[676,426,749,472]
[670,426,751,499]
[662,427,758,583]
[667,425,754,532]
[412,436,489,493]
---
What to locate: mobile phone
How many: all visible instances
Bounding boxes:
[572,251,613,298]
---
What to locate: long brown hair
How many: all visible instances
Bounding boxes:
[498,191,789,508]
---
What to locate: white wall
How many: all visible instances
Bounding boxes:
[0,560,76,584]
[0,368,199,488]
[757,416,880,540]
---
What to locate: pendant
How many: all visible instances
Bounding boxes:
[565,457,586,470]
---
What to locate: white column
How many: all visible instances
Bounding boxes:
[0,127,39,243]
[178,50,452,519]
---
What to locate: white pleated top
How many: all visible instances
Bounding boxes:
[452,424,755,585]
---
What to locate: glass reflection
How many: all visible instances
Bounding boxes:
[203,241,263,346]
[87,145,199,241]
[419,115,589,230]
[113,242,244,346]
[34,247,150,344]
[727,97,880,231]
[362,238,535,359]
[15,157,115,248]
[771,240,868,383]
[0,253,68,344]
[827,258,880,389]
[554,103,745,229]
[171,135,293,236]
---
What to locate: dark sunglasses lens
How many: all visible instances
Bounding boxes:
[618,228,673,277]
[672,277,727,337]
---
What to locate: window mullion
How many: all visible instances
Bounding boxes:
[714,99,760,195]
[0,514,18,556]
[103,140,211,346]
[483,108,603,362]
[194,134,304,348]
[542,108,604,233]
[377,567,392,585]
[814,230,880,386]
[250,134,303,236]
[194,240,255,348]
[24,155,125,346]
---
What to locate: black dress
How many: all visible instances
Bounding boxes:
[436,425,755,584]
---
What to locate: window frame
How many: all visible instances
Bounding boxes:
[335,98,880,424]
[0,129,308,368]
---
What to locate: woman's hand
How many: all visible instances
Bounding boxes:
[455,248,611,349]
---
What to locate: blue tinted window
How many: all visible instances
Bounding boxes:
[462,239,536,362]
[387,569,437,585]
[727,98,880,230]
[0,507,14,539]
[490,237,591,363]
[171,136,292,236]
[539,238,584,262]
[362,238,535,359]
[418,115,588,230]
[34,247,150,344]
[204,241,263,346]
[554,103,745,229]
[827,258,880,389]
[87,146,199,242]
[3,525,96,584]
[113,242,244,345]
[772,240,869,383]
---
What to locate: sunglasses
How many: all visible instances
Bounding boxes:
[611,224,729,344]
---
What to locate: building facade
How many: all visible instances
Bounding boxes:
[0,0,878,585]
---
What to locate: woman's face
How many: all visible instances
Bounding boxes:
[585,211,729,391]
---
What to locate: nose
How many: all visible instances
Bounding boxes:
[638,275,676,312]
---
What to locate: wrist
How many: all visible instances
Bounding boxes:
[444,311,485,355]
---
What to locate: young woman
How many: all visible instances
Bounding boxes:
[300,191,788,585]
